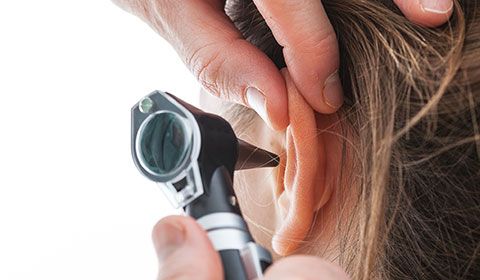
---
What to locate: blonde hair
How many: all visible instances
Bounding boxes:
[226,0,480,279]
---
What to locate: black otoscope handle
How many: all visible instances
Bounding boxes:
[130,91,273,279]
[186,167,272,280]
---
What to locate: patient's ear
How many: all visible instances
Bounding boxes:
[273,69,339,256]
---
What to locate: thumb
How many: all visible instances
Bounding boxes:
[152,215,223,280]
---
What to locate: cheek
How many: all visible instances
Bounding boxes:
[234,167,278,250]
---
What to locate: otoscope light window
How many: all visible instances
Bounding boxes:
[137,111,192,177]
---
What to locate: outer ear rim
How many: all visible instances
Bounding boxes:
[272,68,329,256]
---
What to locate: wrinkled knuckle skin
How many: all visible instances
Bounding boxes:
[153,0,177,9]
[148,0,182,33]
[153,0,179,16]
[290,30,339,61]
[187,45,227,99]
[285,30,339,87]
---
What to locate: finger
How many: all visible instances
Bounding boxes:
[394,0,454,27]
[149,0,288,130]
[152,215,223,280]
[265,255,350,280]
[252,0,343,114]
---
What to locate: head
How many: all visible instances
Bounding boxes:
[200,0,480,279]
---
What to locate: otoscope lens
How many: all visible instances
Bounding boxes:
[139,112,191,176]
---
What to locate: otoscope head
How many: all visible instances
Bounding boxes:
[131,90,279,208]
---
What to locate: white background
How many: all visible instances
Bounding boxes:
[0,1,200,279]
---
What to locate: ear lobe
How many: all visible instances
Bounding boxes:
[273,69,331,256]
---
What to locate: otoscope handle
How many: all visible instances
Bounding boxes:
[187,167,272,279]
[131,90,275,279]
[197,213,272,280]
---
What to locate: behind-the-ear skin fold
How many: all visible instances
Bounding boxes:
[273,68,330,256]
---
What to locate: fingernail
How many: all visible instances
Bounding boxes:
[323,71,343,109]
[154,221,185,262]
[420,0,453,14]
[246,87,270,126]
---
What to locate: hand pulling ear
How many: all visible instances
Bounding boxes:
[273,68,334,256]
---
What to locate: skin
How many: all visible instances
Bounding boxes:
[201,68,350,258]
[153,216,350,279]
[111,0,453,278]
[154,69,353,279]
[113,0,453,130]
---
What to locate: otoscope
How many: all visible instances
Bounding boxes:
[131,90,277,280]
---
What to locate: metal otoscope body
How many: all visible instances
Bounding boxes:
[131,90,277,280]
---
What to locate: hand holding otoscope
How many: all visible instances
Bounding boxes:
[132,90,275,279]
[131,90,350,280]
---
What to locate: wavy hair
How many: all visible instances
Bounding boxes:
[225,1,480,279]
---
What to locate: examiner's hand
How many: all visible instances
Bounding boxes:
[152,215,351,280]
[113,0,453,130]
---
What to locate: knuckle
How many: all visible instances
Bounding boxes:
[150,0,182,31]
[155,0,177,10]
[291,30,339,60]
[187,44,229,99]
[284,30,340,86]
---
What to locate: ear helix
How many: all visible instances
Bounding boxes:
[272,69,326,256]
